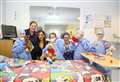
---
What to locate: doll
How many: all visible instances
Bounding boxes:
[41,43,56,62]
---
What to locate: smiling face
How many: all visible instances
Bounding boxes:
[74,30,84,40]
[50,34,56,39]
[63,34,70,44]
[30,23,37,32]
[49,33,57,42]
[38,31,45,41]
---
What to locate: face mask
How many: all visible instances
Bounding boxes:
[50,38,56,42]
[20,37,24,41]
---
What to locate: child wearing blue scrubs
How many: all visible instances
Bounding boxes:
[94,30,113,56]
[94,30,113,82]
[54,39,65,59]
[54,32,75,60]
[74,30,96,60]
[12,31,32,61]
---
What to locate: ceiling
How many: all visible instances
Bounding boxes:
[30,6,80,25]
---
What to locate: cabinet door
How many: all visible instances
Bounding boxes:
[0,39,13,57]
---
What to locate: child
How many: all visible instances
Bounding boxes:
[73,30,96,60]
[93,30,114,82]
[12,31,32,61]
[94,30,115,56]
[62,32,75,60]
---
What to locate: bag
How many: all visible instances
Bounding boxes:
[63,50,74,60]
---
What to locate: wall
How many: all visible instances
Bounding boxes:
[80,3,119,42]
[0,0,1,25]
[0,0,6,25]
[0,0,2,38]
[3,2,30,34]
[119,1,120,36]
[1,0,119,42]
[0,0,5,25]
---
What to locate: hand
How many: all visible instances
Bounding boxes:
[25,48,30,52]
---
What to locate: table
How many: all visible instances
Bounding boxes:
[0,39,13,57]
[81,53,120,68]
[0,59,104,82]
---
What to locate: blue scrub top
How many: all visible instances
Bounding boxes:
[74,38,96,60]
[94,40,111,55]
[12,38,31,61]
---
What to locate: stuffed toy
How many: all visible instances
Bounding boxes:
[23,35,33,52]
[71,36,79,46]
[41,43,56,62]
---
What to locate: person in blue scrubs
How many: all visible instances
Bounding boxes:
[74,30,96,60]
[42,32,65,60]
[93,30,113,82]
[94,30,112,55]
[55,38,65,60]
[12,31,32,61]
[54,32,75,60]
[61,32,75,60]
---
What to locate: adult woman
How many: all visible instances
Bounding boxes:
[31,30,48,60]
[25,21,38,46]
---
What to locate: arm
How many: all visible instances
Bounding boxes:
[55,39,65,59]
[104,41,115,56]
[12,39,25,54]
[81,39,96,52]
[43,45,48,53]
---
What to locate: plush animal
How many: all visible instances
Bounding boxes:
[23,35,33,52]
[41,43,56,61]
